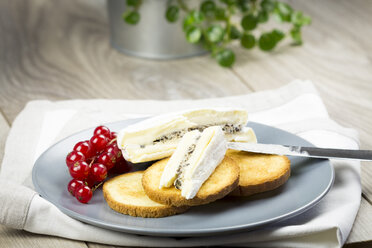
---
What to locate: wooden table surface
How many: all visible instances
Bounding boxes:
[0,0,371,247]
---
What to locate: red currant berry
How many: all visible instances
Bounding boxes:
[69,161,90,180]
[75,185,93,204]
[94,125,111,138]
[112,159,132,174]
[85,176,96,188]
[73,140,93,158]
[66,151,85,168]
[90,134,108,154]
[105,143,122,160]
[110,132,117,140]
[97,152,116,170]
[67,179,85,196]
[90,163,107,183]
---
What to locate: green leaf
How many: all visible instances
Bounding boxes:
[206,25,225,43]
[274,2,293,22]
[260,0,275,12]
[302,15,312,25]
[291,11,303,25]
[290,27,302,45]
[258,32,276,51]
[271,29,285,42]
[183,10,205,31]
[257,10,269,23]
[291,11,311,26]
[215,8,227,20]
[229,25,241,39]
[241,14,257,31]
[237,0,250,12]
[241,33,255,49]
[126,0,139,7]
[258,29,285,51]
[219,0,236,6]
[185,26,202,43]
[201,0,216,18]
[165,6,179,23]
[215,49,235,67]
[123,11,140,25]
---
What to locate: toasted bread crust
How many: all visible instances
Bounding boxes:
[227,151,291,196]
[103,171,189,218]
[142,156,239,207]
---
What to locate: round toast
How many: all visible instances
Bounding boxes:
[103,171,189,218]
[142,156,239,207]
[227,150,290,197]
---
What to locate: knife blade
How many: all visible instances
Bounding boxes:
[227,142,372,161]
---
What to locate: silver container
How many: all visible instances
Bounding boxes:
[107,0,206,59]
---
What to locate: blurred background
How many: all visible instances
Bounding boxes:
[0,0,370,124]
[1,0,371,156]
[0,1,372,247]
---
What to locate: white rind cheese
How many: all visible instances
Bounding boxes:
[225,126,257,143]
[181,126,227,199]
[159,130,201,188]
[117,108,252,163]
[160,126,227,200]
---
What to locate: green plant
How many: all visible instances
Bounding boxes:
[122,0,311,67]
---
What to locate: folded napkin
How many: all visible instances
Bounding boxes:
[0,80,360,248]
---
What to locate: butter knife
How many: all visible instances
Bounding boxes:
[227,142,372,161]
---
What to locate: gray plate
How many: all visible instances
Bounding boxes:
[32,120,334,237]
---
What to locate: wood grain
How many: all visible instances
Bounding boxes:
[232,0,372,200]
[0,112,9,166]
[0,114,86,248]
[0,0,251,124]
[344,241,372,248]
[231,1,372,246]
[0,0,371,247]
[346,197,372,243]
[87,244,115,248]
[0,226,88,248]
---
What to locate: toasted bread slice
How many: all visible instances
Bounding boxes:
[103,171,189,218]
[227,150,290,197]
[142,156,239,207]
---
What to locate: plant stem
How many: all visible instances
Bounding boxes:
[92,181,104,192]
[134,0,142,11]
[201,28,218,57]
[223,7,232,46]
[108,138,117,146]
[177,0,189,12]
[250,0,257,15]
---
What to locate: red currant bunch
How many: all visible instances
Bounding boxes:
[65,125,131,204]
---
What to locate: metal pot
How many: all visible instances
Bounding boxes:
[107,0,206,59]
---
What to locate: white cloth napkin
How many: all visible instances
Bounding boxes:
[0,80,361,248]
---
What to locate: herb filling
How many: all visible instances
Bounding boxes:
[174,142,197,189]
[139,123,242,149]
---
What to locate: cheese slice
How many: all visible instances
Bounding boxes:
[117,108,252,163]
[225,126,257,143]
[160,126,227,200]
[159,130,201,188]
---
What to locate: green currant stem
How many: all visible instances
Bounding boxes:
[92,181,104,192]
[108,138,117,146]
[89,158,95,168]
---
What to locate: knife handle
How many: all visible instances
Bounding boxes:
[300,147,372,161]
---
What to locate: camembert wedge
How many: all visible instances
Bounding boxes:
[117,108,256,163]
[160,126,227,199]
